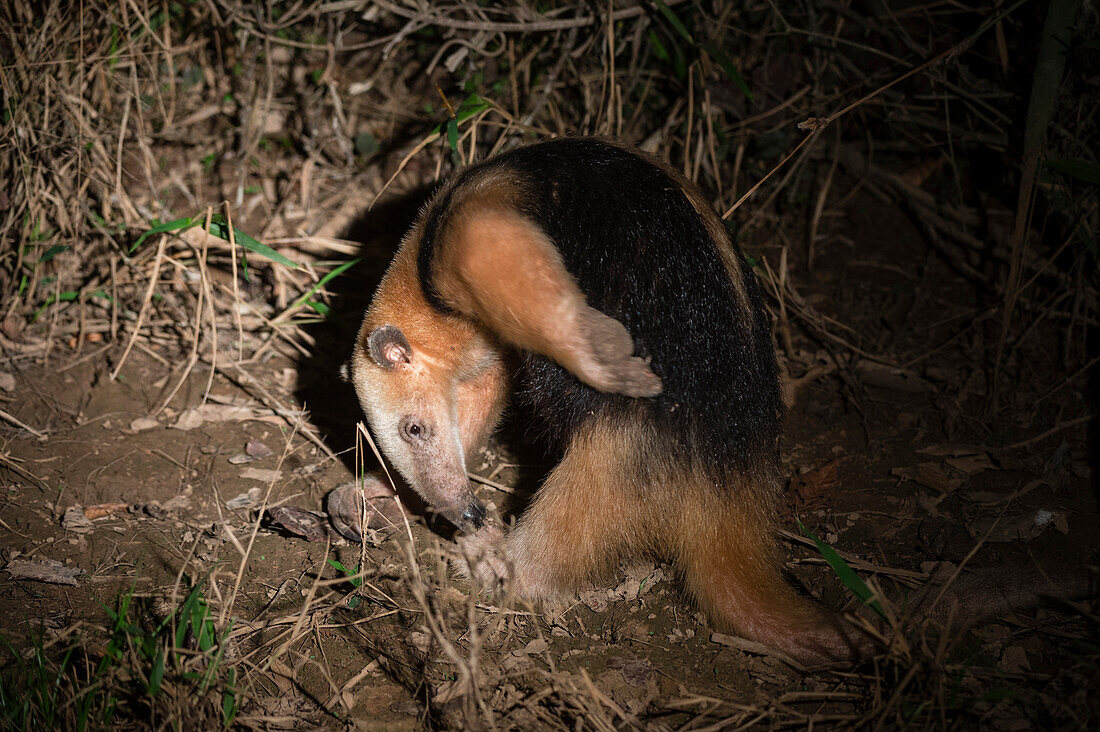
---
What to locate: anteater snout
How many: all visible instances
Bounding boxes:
[460,500,486,530]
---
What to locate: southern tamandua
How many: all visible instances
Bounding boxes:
[339,138,870,664]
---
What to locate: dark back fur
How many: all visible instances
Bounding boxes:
[420,138,781,479]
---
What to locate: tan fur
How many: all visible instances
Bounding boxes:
[352,149,868,665]
[460,413,868,664]
[432,179,660,397]
[503,417,653,599]
[669,471,870,663]
[350,220,510,520]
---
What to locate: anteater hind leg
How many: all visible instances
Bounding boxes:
[461,419,651,602]
[672,473,872,665]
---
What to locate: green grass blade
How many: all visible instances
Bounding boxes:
[207,217,298,269]
[37,244,69,262]
[446,118,459,151]
[194,601,214,652]
[646,28,671,62]
[653,0,694,43]
[797,518,886,619]
[221,668,238,727]
[131,216,196,252]
[1047,158,1100,185]
[148,647,165,696]
[32,290,111,322]
[699,41,753,101]
[287,257,360,313]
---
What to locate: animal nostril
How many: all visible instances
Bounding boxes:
[462,501,486,530]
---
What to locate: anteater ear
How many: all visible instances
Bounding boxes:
[368,325,412,369]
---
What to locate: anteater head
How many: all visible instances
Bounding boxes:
[349,323,485,532]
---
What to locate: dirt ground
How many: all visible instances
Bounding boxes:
[2,171,1096,729]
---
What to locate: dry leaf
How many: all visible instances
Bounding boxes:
[4,558,84,586]
[608,656,654,688]
[129,416,160,432]
[83,502,129,520]
[240,467,282,483]
[265,506,343,543]
[246,439,274,458]
[891,463,961,494]
[787,460,841,511]
[581,589,608,613]
[1001,645,1030,673]
[916,443,990,457]
[225,487,262,510]
[173,404,260,430]
[161,495,192,512]
[61,506,94,533]
[944,454,995,475]
[406,631,432,653]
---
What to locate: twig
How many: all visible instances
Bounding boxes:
[372,0,689,33]
[0,407,45,438]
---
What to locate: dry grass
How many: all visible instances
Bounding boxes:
[1,0,1097,729]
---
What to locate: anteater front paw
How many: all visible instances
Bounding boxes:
[577,308,662,397]
[453,524,510,593]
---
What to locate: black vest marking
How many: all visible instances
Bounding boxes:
[417,139,781,476]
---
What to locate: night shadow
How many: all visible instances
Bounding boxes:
[294,184,435,474]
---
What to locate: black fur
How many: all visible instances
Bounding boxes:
[420,139,781,478]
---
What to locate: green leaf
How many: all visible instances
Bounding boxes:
[981,686,1016,702]
[222,669,238,725]
[148,648,165,695]
[431,94,491,137]
[207,217,298,269]
[453,94,490,124]
[653,0,693,43]
[327,558,362,587]
[699,41,753,102]
[37,245,69,262]
[355,132,379,157]
[646,28,670,62]
[131,216,196,252]
[287,258,360,314]
[33,290,112,322]
[1046,158,1100,185]
[797,518,886,619]
[446,118,459,152]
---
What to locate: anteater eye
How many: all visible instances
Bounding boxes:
[401,419,427,443]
